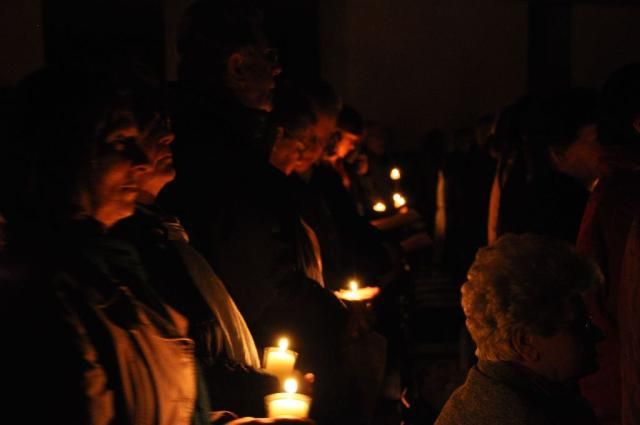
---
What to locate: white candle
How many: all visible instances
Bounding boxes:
[334,279,380,301]
[390,167,401,180]
[393,193,407,208]
[373,201,387,212]
[265,378,312,418]
[263,337,297,381]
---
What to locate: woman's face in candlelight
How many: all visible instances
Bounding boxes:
[92,111,151,228]
[137,113,176,195]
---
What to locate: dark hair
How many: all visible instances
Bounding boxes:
[177,0,263,87]
[532,88,598,152]
[337,105,364,136]
[268,81,317,141]
[599,63,640,146]
[493,96,531,159]
[293,77,342,120]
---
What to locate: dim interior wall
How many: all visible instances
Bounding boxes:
[572,3,640,90]
[0,0,44,86]
[164,0,191,82]
[320,0,528,148]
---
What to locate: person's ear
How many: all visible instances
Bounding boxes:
[227,52,247,87]
[511,327,540,362]
[632,113,640,135]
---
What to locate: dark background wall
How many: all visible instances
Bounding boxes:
[4,0,640,148]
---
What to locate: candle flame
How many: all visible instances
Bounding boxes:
[390,168,401,180]
[349,279,359,292]
[278,337,289,351]
[373,202,387,212]
[284,378,298,394]
[393,193,406,208]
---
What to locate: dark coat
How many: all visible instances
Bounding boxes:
[436,361,598,425]
[577,170,640,425]
[160,86,349,423]
[1,220,210,425]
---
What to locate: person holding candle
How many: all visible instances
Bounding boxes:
[112,102,281,417]
[162,2,353,423]
[268,80,391,425]
[435,234,603,425]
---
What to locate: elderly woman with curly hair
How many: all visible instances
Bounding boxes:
[436,233,603,425]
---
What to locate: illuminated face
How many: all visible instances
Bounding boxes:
[293,112,337,173]
[92,111,150,228]
[137,114,176,195]
[270,127,312,175]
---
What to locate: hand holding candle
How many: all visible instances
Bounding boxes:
[263,337,298,381]
[265,378,312,419]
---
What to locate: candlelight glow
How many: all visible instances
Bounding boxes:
[349,279,359,292]
[334,283,381,301]
[284,378,298,394]
[390,168,401,180]
[278,337,289,351]
[373,201,387,212]
[393,193,407,208]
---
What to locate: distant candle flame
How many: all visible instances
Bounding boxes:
[373,202,387,212]
[284,378,298,394]
[349,279,359,292]
[390,168,401,180]
[393,193,406,208]
[278,337,289,351]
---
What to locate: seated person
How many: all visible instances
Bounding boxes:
[436,233,603,425]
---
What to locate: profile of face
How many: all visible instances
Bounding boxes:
[550,124,601,186]
[229,30,282,112]
[524,298,601,383]
[293,113,336,174]
[270,126,313,175]
[137,113,176,198]
[92,110,151,228]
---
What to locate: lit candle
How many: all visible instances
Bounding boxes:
[390,167,401,180]
[373,201,387,212]
[393,193,407,208]
[263,337,298,381]
[265,378,312,419]
[334,279,380,301]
